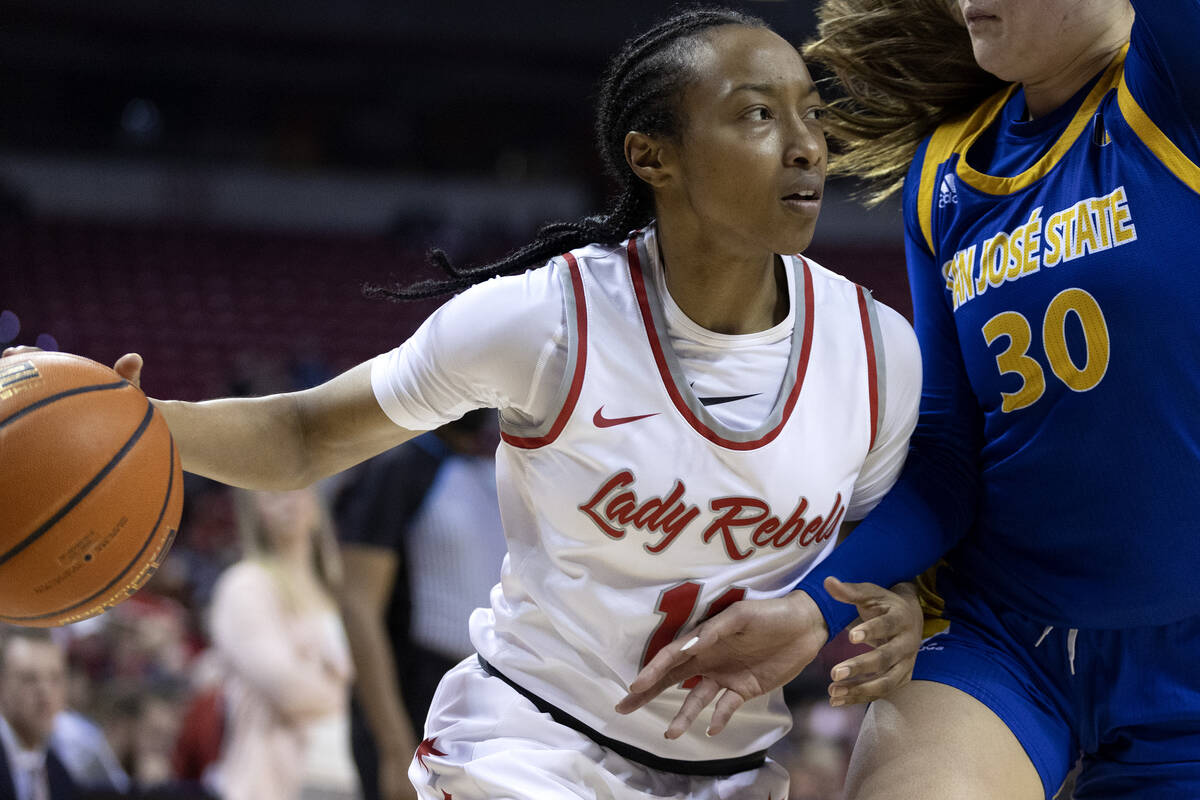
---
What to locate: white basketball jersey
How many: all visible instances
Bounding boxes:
[470,227,887,766]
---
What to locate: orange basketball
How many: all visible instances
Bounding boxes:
[0,351,183,627]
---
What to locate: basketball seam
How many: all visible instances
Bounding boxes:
[0,380,130,430]
[0,401,155,569]
[0,429,179,623]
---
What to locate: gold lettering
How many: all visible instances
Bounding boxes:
[1088,197,1113,249]
[951,246,977,310]
[985,232,1009,288]
[1020,208,1042,275]
[1073,199,1100,258]
[1044,210,1068,267]
[1111,186,1137,244]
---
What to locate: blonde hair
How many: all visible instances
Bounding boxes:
[804,0,1004,205]
[233,488,343,611]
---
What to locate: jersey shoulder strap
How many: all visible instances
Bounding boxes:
[853,285,886,451]
[914,87,1013,255]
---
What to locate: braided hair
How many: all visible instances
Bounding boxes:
[369,6,766,301]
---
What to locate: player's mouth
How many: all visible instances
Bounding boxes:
[962,6,999,26]
[781,189,821,214]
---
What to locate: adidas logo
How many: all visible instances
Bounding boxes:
[938,173,958,208]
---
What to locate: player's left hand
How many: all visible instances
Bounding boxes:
[825,577,923,706]
[615,590,830,739]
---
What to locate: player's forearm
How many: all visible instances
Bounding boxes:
[151,360,417,489]
[153,393,316,489]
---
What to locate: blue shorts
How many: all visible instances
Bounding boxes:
[913,566,1200,799]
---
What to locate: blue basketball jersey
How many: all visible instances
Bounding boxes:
[798,0,1200,632]
[902,4,1200,628]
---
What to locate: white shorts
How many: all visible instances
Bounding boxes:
[408,657,789,800]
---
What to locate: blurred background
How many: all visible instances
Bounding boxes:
[0,2,909,798]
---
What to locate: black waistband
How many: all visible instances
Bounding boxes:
[475,655,768,777]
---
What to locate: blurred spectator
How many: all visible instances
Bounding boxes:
[128,687,182,789]
[170,652,225,786]
[81,678,204,798]
[49,711,129,795]
[207,488,359,800]
[335,410,504,800]
[0,627,81,799]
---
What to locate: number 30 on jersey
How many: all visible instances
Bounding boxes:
[982,287,1110,413]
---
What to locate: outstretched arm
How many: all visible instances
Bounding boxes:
[101,264,566,491]
[116,354,419,490]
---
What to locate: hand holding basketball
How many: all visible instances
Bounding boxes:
[1,348,144,387]
[0,350,182,627]
[113,352,144,389]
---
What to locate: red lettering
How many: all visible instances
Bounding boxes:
[606,491,638,526]
[800,494,845,547]
[578,470,635,539]
[581,472,847,562]
[750,516,781,547]
[579,471,700,552]
[702,497,766,560]
[768,498,809,547]
[797,516,825,547]
[818,496,847,543]
[633,480,685,530]
[644,506,701,553]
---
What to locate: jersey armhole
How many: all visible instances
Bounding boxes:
[499,252,588,449]
[916,121,970,256]
[855,286,885,451]
[1117,72,1200,192]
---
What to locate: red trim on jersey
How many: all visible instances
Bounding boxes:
[501,252,588,449]
[627,239,815,450]
[856,286,879,451]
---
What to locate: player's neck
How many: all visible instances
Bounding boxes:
[1021,32,1128,118]
[653,224,787,335]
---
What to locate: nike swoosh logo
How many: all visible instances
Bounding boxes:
[593,406,660,428]
[698,392,760,407]
[689,381,760,408]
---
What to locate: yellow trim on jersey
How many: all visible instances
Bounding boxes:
[916,92,1013,254]
[916,46,1130,253]
[1117,76,1200,193]
[916,562,950,638]
[955,47,1127,196]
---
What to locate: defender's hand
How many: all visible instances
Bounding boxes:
[826,578,922,706]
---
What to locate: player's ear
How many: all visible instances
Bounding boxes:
[625,131,675,189]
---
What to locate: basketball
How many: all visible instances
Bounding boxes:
[0,350,183,627]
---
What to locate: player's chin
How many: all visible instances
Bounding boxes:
[773,223,817,256]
